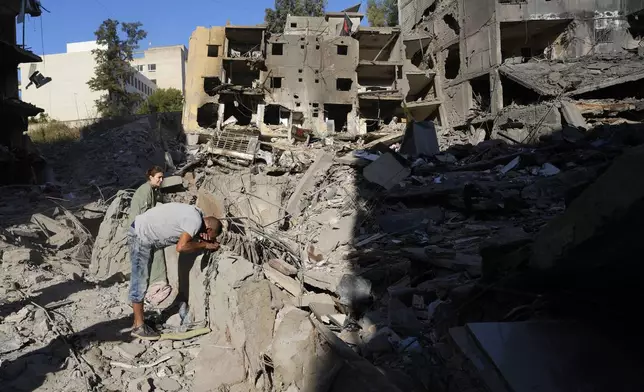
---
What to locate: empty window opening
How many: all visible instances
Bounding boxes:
[291,23,297,28]
[223,100,254,126]
[313,112,319,118]
[148,64,156,72]
[298,69,303,73]
[443,14,460,35]
[301,45,305,49]
[197,103,218,128]
[444,45,460,80]
[204,77,222,96]
[264,104,290,125]
[312,103,319,108]
[272,43,284,55]
[315,45,320,50]
[470,75,491,113]
[324,104,352,132]
[337,45,348,55]
[270,77,283,88]
[315,79,319,83]
[298,78,303,82]
[207,45,220,57]
[296,102,301,107]
[294,94,299,99]
[315,70,319,74]
[336,78,353,91]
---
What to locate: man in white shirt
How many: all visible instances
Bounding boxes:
[128,203,222,340]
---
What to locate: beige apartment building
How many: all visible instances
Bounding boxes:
[131,45,187,94]
[19,41,185,121]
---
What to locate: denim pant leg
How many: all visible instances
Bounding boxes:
[128,229,152,303]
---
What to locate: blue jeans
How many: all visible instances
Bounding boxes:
[128,227,152,303]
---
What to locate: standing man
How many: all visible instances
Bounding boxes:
[128,202,222,340]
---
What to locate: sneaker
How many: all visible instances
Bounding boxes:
[131,323,160,341]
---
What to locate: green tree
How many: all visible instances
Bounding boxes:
[265,0,327,33]
[367,0,398,27]
[88,19,147,117]
[137,88,184,114]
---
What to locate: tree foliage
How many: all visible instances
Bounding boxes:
[137,88,184,114]
[265,0,327,33]
[88,19,147,117]
[366,0,398,27]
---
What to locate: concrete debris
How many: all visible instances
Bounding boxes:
[1,247,40,264]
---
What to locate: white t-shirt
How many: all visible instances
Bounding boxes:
[134,203,203,248]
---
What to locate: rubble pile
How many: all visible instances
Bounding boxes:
[2,106,644,392]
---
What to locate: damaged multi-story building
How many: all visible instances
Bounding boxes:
[1,0,47,185]
[398,0,644,142]
[183,5,443,138]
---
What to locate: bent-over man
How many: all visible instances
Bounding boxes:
[128,202,222,340]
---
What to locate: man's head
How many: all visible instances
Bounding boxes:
[200,216,222,242]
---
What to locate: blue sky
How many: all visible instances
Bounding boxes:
[19,0,364,55]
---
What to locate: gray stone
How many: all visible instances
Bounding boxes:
[193,343,246,392]
[153,339,173,354]
[155,377,182,392]
[48,230,75,249]
[116,342,147,360]
[0,324,25,354]
[160,176,183,190]
[336,274,372,307]
[237,280,276,375]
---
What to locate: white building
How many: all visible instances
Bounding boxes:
[19,41,185,121]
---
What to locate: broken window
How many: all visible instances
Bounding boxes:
[443,14,460,35]
[315,79,319,83]
[204,77,221,96]
[336,78,353,91]
[207,45,220,57]
[312,103,319,108]
[264,104,290,125]
[148,64,156,72]
[298,78,303,82]
[291,23,297,28]
[315,45,320,50]
[444,45,460,80]
[301,45,305,49]
[298,69,303,73]
[197,103,218,128]
[470,74,491,113]
[270,77,283,89]
[272,43,283,55]
[337,45,348,55]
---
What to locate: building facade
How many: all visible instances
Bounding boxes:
[397,0,644,131]
[19,41,186,121]
[183,6,433,136]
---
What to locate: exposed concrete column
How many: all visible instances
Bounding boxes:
[256,104,265,127]
[217,103,225,130]
[347,107,360,135]
[490,18,503,116]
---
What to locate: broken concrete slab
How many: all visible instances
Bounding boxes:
[160,176,183,190]
[237,280,276,376]
[388,298,422,337]
[31,213,70,236]
[2,248,40,264]
[560,100,588,129]
[48,230,75,249]
[285,150,334,220]
[89,190,131,281]
[363,152,411,190]
[193,339,247,392]
[271,307,316,387]
[263,264,302,297]
[399,121,440,157]
[295,293,336,309]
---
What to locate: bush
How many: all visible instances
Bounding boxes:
[28,120,81,144]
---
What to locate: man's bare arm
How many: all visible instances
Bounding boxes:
[176,233,219,253]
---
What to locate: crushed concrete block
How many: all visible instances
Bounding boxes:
[561,100,589,129]
[2,248,40,264]
[363,152,411,190]
[196,188,225,219]
[48,230,75,249]
[0,324,26,354]
[295,293,336,309]
[271,308,316,387]
[31,213,69,235]
[285,151,334,220]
